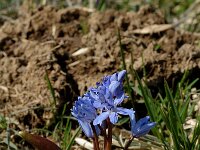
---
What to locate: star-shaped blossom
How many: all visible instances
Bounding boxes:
[87,70,134,125]
[71,96,100,138]
[131,116,156,138]
[71,69,156,142]
[93,107,135,125]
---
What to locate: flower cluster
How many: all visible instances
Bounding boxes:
[71,70,156,148]
[71,96,100,138]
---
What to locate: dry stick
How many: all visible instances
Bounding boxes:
[91,124,100,150]
[124,136,134,150]
[106,119,113,150]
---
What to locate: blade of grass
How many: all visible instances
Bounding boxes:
[134,70,155,121]
[117,27,135,109]
[45,71,57,107]
[174,71,189,99]
[66,127,81,150]
[133,70,168,146]
[180,95,190,121]
[164,81,191,149]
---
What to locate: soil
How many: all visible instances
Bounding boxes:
[0,5,200,148]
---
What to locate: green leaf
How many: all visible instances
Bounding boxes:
[45,71,56,107]
[66,127,81,150]
[180,96,190,121]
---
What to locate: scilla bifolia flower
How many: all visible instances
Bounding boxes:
[71,70,156,150]
[71,96,100,138]
[90,70,135,125]
[131,116,156,138]
[124,116,156,150]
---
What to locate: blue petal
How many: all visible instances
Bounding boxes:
[93,111,110,125]
[105,93,114,106]
[116,107,135,120]
[109,112,118,124]
[134,122,156,137]
[90,90,99,100]
[109,81,120,96]
[134,116,150,130]
[117,70,126,82]
[93,100,103,108]
[94,125,101,136]
[78,120,93,138]
[114,94,125,105]
[110,73,117,82]
[102,76,111,87]
[130,115,136,132]
[131,116,156,137]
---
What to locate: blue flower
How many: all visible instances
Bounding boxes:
[93,107,135,125]
[131,116,156,138]
[87,70,127,109]
[102,70,126,87]
[88,70,134,125]
[71,96,100,138]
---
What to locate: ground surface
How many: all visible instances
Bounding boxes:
[0,5,200,149]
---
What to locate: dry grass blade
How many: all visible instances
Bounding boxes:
[132,24,173,34]
[75,137,93,150]
[72,48,90,57]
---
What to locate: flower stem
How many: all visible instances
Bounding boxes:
[106,118,112,150]
[91,124,100,150]
[124,136,134,150]
[98,124,107,149]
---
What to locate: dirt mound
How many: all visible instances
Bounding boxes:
[0,5,200,131]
